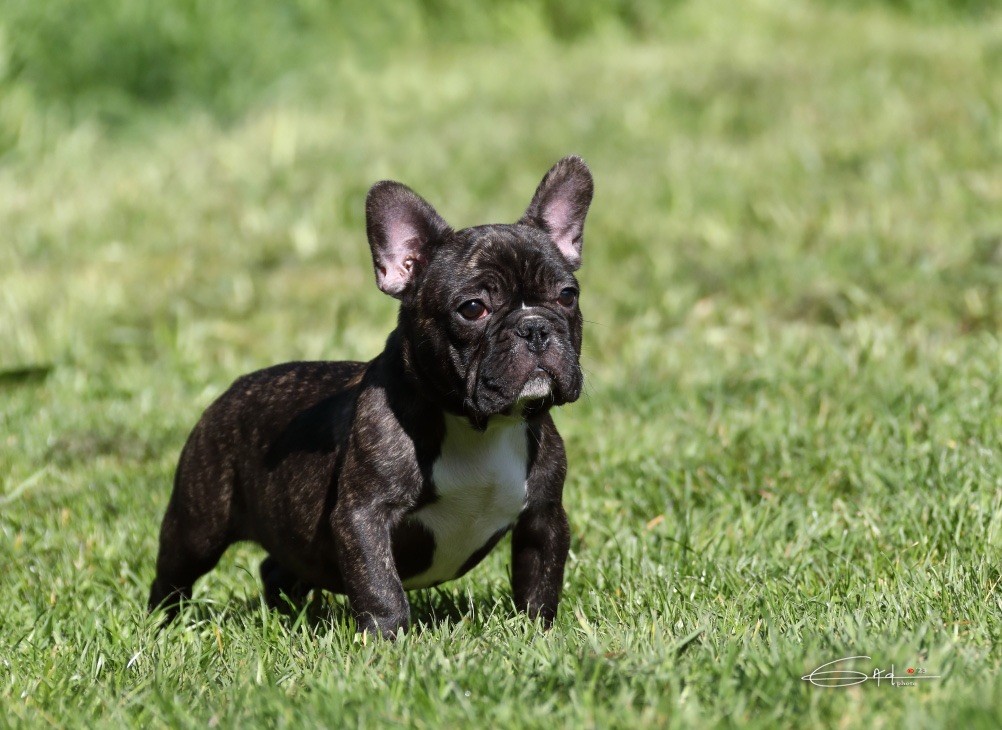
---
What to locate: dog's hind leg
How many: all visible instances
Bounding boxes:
[147,502,232,620]
[260,555,314,612]
[148,445,236,620]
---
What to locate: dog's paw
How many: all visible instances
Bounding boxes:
[355,609,410,639]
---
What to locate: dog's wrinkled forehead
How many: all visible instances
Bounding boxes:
[423,224,573,301]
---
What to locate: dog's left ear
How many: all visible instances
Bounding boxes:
[518,155,594,270]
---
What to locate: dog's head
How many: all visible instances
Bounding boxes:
[365,156,594,424]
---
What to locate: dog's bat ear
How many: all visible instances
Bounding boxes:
[366,181,451,298]
[518,155,594,270]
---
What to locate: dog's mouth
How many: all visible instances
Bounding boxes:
[516,367,554,402]
[467,356,581,425]
[507,368,560,421]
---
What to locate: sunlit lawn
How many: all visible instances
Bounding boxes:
[2,1,1001,726]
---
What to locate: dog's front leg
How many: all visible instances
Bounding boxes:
[332,501,409,638]
[511,501,571,628]
[512,420,571,628]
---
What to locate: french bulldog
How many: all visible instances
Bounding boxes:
[148,156,594,637]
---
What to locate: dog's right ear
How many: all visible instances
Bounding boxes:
[366,181,451,298]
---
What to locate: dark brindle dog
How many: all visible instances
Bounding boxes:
[148,156,594,637]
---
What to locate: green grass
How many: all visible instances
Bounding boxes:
[2,0,1002,726]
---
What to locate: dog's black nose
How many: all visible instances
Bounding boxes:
[516,318,551,352]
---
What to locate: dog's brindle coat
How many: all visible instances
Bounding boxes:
[149,156,594,637]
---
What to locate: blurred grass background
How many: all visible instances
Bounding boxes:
[2,0,1001,726]
[0,0,996,141]
[2,0,672,136]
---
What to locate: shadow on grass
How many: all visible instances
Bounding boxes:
[154,583,510,636]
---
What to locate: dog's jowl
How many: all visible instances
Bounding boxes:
[148,156,594,637]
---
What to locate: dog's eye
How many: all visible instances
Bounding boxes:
[557,287,578,307]
[457,299,489,320]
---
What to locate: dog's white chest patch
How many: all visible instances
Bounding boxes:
[402,416,529,589]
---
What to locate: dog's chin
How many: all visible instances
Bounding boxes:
[517,372,554,402]
[508,372,558,419]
